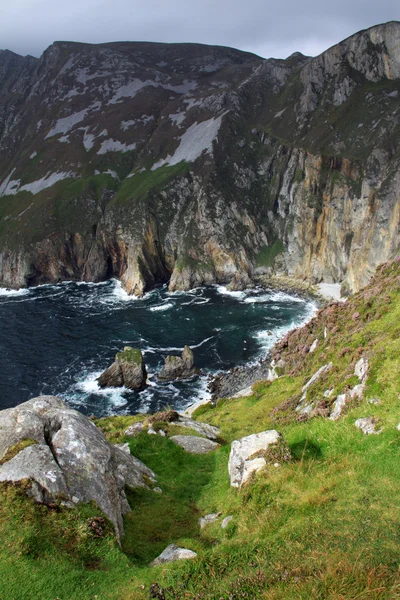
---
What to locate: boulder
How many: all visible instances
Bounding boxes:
[169,415,220,440]
[221,515,233,529]
[355,417,381,435]
[98,347,147,391]
[150,544,197,567]
[199,512,221,529]
[158,345,197,381]
[170,435,220,454]
[228,430,283,487]
[124,422,144,436]
[0,396,156,541]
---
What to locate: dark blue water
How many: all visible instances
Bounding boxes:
[0,280,315,417]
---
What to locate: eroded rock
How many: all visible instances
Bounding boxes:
[98,347,147,391]
[355,417,381,435]
[228,430,284,487]
[158,345,197,381]
[150,544,197,567]
[170,435,219,454]
[0,396,156,540]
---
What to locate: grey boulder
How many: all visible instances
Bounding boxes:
[170,435,220,454]
[228,430,283,487]
[150,544,197,566]
[0,396,156,540]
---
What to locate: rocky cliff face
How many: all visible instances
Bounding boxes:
[0,22,399,294]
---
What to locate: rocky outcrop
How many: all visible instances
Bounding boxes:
[355,417,381,435]
[170,435,220,454]
[98,347,147,391]
[0,23,400,295]
[158,345,197,381]
[228,430,287,487]
[150,544,197,567]
[0,396,156,540]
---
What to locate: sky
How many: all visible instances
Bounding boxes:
[2,0,400,60]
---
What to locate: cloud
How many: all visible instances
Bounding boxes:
[2,0,400,59]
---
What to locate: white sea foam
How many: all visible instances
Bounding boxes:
[0,287,30,297]
[150,302,174,312]
[74,371,128,407]
[215,285,248,300]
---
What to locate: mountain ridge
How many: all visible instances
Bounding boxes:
[0,21,399,294]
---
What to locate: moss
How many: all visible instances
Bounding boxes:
[116,347,143,365]
[255,240,285,267]
[0,439,37,465]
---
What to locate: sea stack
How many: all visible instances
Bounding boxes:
[98,347,147,391]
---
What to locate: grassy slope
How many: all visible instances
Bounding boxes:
[1,261,400,599]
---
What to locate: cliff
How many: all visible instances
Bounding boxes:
[0,23,400,294]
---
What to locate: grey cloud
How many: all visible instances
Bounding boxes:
[1,0,400,59]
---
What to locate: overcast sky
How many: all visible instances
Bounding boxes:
[2,0,400,60]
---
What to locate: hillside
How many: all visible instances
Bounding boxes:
[1,259,400,599]
[1,22,400,295]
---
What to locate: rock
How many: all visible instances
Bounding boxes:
[150,544,197,567]
[124,422,144,436]
[98,347,147,391]
[170,435,220,454]
[158,345,198,381]
[221,516,233,529]
[113,442,130,454]
[323,389,334,398]
[354,357,369,383]
[302,363,333,393]
[169,415,220,440]
[0,396,156,541]
[309,339,319,353]
[153,487,163,494]
[355,417,381,435]
[199,512,221,529]
[367,397,381,405]
[330,356,369,420]
[228,430,283,487]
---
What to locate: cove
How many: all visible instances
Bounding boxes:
[0,280,316,417]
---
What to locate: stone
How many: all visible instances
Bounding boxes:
[309,339,319,353]
[158,345,198,381]
[98,347,147,391]
[150,544,197,567]
[355,417,381,435]
[169,415,220,440]
[199,512,221,528]
[113,442,130,454]
[354,357,369,383]
[228,430,282,487]
[182,399,212,417]
[124,422,144,436]
[367,397,381,405]
[302,363,333,393]
[221,516,233,529]
[0,396,156,541]
[170,435,220,454]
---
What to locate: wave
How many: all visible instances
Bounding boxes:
[0,287,30,297]
[71,370,128,407]
[150,302,174,312]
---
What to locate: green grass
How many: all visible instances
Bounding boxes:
[1,260,400,598]
[255,240,285,267]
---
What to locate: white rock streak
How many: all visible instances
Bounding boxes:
[151,115,225,170]
[0,171,75,197]
[97,139,137,155]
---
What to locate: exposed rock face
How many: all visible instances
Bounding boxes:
[150,544,197,566]
[355,417,381,435]
[1,23,400,294]
[170,435,220,454]
[98,347,147,390]
[158,345,197,381]
[228,430,283,487]
[0,396,156,540]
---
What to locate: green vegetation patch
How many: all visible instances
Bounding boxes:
[116,347,143,365]
[255,240,285,267]
[0,439,37,465]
